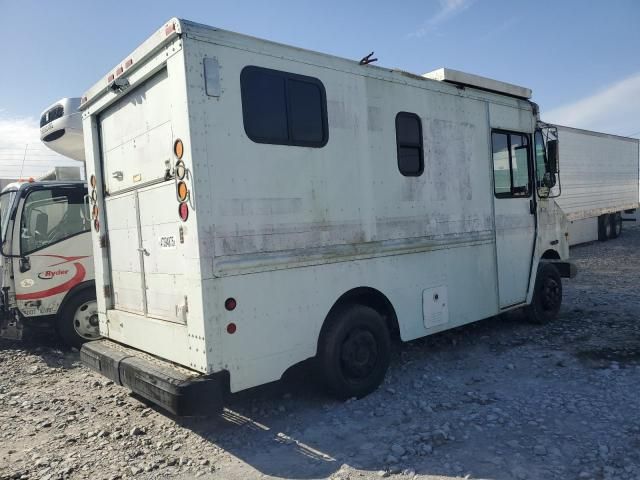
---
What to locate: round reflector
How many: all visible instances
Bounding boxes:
[225,298,237,311]
[174,139,184,159]
[226,323,237,334]
[177,181,188,202]
[92,205,99,219]
[94,219,100,232]
[175,160,186,180]
[178,202,189,221]
[90,174,97,188]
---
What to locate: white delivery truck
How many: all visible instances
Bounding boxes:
[552,125,639,245]
[80,19,576,415]
[0,100,99,348]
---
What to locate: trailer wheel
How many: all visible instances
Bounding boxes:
[57,289,100,349]
[609,212,622,239]
[318,304,391,399]
[598,214,611,241]
[526,263,562,324]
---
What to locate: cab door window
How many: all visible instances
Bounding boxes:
[492,131,532,198]
[20,188,89,255]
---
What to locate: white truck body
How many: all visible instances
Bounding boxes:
[553,125,639,245]
[79,18,574,414]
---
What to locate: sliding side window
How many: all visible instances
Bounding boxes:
[396,112,424,176]
[491,131,531,198]
[240,66,328,147]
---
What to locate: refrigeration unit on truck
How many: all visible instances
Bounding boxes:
[79,18,576,415]
[551,125,639,245]
[0,99,99,348]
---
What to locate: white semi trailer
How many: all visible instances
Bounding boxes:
[0,100,99,347]
[552,125,639,245]
[80,19,576,414]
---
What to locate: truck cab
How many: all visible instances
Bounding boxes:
[0,180,98,347]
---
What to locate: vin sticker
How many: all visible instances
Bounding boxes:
[159,236,177,250]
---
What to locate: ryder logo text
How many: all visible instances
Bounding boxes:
[38,269,70,280]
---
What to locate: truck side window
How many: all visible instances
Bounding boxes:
[240,66,328,147]
[492,131,531,198]
[20,189,90,255]
[395,112,424,176]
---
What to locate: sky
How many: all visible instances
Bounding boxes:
[1,0,639,178]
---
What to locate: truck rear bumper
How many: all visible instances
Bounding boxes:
[80,339,228,416]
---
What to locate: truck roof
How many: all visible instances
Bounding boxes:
[553,124,640,144]
[1,180,86,195]
[80,18,534,111]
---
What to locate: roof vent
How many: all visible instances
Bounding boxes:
[423,68,532,99]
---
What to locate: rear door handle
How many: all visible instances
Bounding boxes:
[137,247,150,256]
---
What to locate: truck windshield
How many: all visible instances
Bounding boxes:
[0,190,17,246]
[20,188,89,255]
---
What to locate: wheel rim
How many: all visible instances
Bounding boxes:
[73,300,100,340]
[540,277,561,312]
[616,217,622,235]
[340,328,378,381]
[605,220,611,237]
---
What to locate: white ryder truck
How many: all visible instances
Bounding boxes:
[80,18,576,415]
[0,99,99,348]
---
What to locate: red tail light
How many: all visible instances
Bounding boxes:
[178,203,189,221]
[225,298,237,311]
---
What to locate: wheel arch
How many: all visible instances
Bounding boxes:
[317,286,400,353]
[540,249,561,260]
[57,279,96,319]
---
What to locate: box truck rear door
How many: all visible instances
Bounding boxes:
[99,69,172,194]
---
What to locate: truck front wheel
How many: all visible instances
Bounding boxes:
[57,289,100,349]
[526,263,562,324]
[318,304,391,399]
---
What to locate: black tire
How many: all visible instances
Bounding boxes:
[56,288,100,349]
[609,212,622,239]
[526,263,562,324]
[598,214,611,242]
[317,304,391,399]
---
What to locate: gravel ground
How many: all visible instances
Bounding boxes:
[2,226,640,480]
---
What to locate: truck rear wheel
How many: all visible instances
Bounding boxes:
[609,212,622,239]
[57,289,100,349]
[317,304,391,399]
[598,214,611,241]
[526,263,562,324]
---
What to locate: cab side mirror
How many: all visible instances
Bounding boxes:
[547,139,559,174]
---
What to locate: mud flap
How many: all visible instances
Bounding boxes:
[542,260,577,279]
[81,339,228,416]
[0,315,24,341]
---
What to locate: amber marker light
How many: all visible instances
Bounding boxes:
[177,181,188,202]
[174,139,184,159]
